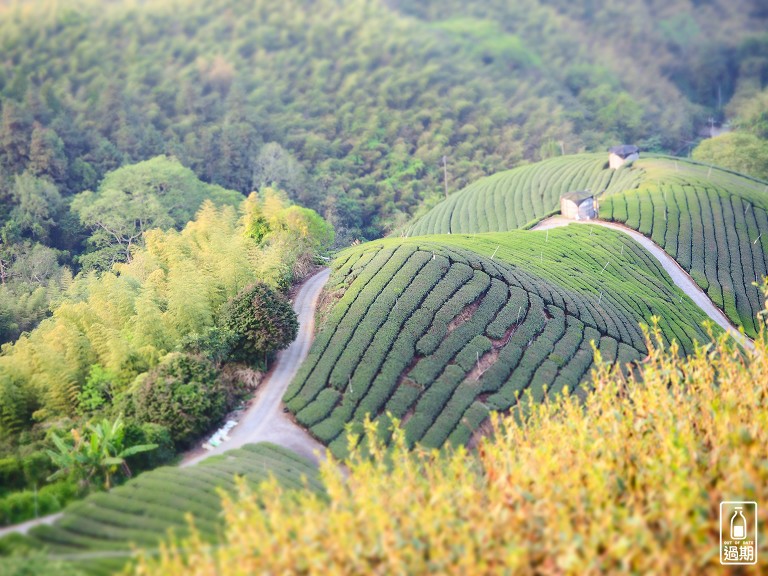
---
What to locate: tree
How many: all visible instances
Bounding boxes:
[5,172,62,242]
[131,353,227,448]
[71,156,242,267]
[278,205,335,251]
[0,101,32,173]
[0,248,9,286]
[218,119,261,193]
[27,123,68,184]
[220,282,298,366]
[7,242,60,286]
[252,143,307,202]
[76,365,118,415]
[0,372,32,436]
[241,192,272,243]
[692,131,768,180]
[729,88,768,139]
[46,416,157,490]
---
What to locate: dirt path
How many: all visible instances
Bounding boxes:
[183,268,331,467]
[532,217,755,351]
[0,511,63,538]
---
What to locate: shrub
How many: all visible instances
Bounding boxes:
[20,450,54,487]
[0,480,76,526]
[131,353,226,448]
[0,457,24,493]
[139,317,768,575]
[220,282,298,367]
[296,390,341,427]
[123,421,176,473]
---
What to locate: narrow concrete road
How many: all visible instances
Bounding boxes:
[533,217,755,351]
[0,511,62,538]
[0,269,331,538]
[183,268,331,467]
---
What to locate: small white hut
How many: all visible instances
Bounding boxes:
[560,191,596,220]
[608,145,639,169]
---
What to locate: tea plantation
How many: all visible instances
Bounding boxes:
[599,157,768,337]
[0,444,321,576]
[405,154,643,235]
[285,226,716,458]
[406,154,768,337]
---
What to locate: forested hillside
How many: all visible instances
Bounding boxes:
[1,0,765,346]
[0,0,766,242]
[0,189,333,525]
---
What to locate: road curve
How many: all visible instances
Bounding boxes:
[183,267,331,467]
[0,269,331,538]
[533,217,755,351]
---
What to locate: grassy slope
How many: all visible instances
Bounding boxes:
[0,444,321,576]
[286,227,715,458]
[406,153,768,336]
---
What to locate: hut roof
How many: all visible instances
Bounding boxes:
[560,190,593,205]
[608,144,640,158]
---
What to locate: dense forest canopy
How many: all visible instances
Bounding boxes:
[0,0,766,241]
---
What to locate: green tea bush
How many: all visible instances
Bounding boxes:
[292,219,722,456]
[296,390,342,427]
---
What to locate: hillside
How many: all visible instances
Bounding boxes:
[139,327,768,575]
[2,0,765,362]
[1,0,766,240]
[0,193,333,531]
[286,227,716,458]
[0,443,321,575]
[406,154,768,336]
[0,1,767,573]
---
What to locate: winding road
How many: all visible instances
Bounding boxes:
[1,222,756,539]
[532,217,755,351]
[0,268,331,538]
[183,267,331,467]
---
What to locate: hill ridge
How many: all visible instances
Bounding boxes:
[286,226,718,457]
[405,154,768,337]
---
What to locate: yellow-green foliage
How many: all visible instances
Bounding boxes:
[0,195,331,428]
[138,317,768,574]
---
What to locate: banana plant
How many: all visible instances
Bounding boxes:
[47,415,157,490]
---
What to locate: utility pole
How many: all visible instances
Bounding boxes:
[442,155,449,198]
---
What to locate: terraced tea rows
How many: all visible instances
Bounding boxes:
[285,227,715,458]
[600,157,768,337]
[408,153,768,338]
[0,444,321,576]
[406,154,642,235]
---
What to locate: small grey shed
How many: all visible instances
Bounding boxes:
[608,145,639,169]
[560,191,596,220]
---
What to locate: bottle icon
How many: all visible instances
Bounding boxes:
[731,507,747,540]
